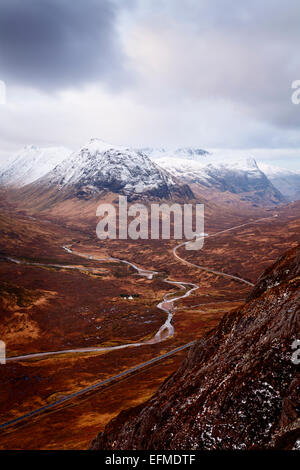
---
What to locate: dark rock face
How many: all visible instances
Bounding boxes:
[248,246,300,301]
[74,178,194,203]
[90,245,300,450]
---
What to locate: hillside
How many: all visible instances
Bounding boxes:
[151,153,286,207]
[91,244,300,450]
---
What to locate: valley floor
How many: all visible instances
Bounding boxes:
[0,198,299,449]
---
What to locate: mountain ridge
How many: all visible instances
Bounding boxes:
[35,138,194,202]
[2,140,299,207]
[152,153,286,207]
[259,163,300,202]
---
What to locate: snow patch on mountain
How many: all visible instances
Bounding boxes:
[0,145,71,187]
[142,147,209,162]
[154,153,265,185]
[151,150,286,204]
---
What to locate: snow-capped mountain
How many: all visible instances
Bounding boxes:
[0,145,71,187]
[150,151,286,206]
[4,140,296,206]
[156,154,264,187]
[142,147,209,161]
[40,139,194,201]
[259,163,300,202]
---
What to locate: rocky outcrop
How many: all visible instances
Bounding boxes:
[91,245,300,450]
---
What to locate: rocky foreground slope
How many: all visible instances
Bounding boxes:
[91,245,300,450]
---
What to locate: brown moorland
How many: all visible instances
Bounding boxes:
[0,191,299,449]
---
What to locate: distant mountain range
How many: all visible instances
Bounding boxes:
[260,163,300,202]
[0,140,299,206]
[140,146,210,161]
[143,148,299,204]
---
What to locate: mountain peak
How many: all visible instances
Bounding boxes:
[152,151,285,206]
[84,138,121,153]
[143,147,209,162]
[42,141,194,201]
[24,144,38,150]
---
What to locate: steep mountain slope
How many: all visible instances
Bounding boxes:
[152,153,286,207]
[259,163,300,202]
[27,139,194,202]
[0,145,71,187]
[91,244,300,450]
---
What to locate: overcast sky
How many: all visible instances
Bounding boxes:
[0,0,299,169]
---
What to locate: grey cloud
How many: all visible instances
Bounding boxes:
[133,0,300,131]
[0,0,132,90]
[0,0,300,155]
[156,0,300,37]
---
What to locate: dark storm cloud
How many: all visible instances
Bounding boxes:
[0,0,300,154]
[0,0,131,89]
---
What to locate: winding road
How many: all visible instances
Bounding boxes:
[5,249,198,362]
[5,215,274,362]
[0,341,195,431]
[173,216,276,287]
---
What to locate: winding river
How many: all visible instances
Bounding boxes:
[5,215,274,362]
[5,246,199,362]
